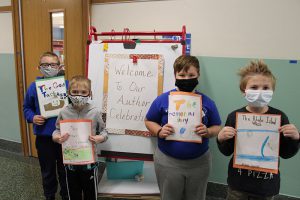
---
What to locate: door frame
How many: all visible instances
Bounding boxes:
[12,0,91,156]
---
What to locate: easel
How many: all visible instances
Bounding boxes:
[86,26,186,74]
[86,26,187,199]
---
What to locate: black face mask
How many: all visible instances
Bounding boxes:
[175,78,199,92]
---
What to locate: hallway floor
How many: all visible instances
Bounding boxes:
[0,149,223,200]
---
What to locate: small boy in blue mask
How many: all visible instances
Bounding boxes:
[52,75,108,200]
[23,52,68,200]
[217,60,300,200]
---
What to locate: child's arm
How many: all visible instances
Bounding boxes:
[23,83,46,125]
[195,124,221,138]
[33,115,46,125]
[279,124,300,140]
[52,113,69,144]
[216,126,236,156]
[145,119,175,138]
[217,126,236,143]
[279,124,300,158]
[89,111,108,144]
[53,132,69,144]
[89,135,106,144]
[195,98,222,138]
[216,112,236,156]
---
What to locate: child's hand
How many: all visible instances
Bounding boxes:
[33,115,46,125]
[53,133,69,144]
[195,124,209,138]
[158,124,174,138]
[279,124,300,140]
[89,135,105,144]
[217,126,236,143]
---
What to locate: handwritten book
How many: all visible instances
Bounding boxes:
[233,112,281,174]
[35,76,68,118]
[60,119,95,165]
[166,91,202,143]
[102,54,164,137]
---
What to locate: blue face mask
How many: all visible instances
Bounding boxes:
[245,89,273,107]
[40,67,59,78]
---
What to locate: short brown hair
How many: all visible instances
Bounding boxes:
[173,55,200,76]
[39,52,60,65]
[238,60,276,92]
[68,75,91,92]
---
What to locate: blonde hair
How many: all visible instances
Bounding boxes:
[68,75,91,92]
[39,51,60,65]
[238,60,276,92]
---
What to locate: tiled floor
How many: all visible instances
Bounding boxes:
[0,149,223,200]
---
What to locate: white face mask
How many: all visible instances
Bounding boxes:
[40,67,59,78]
[69,95,89,107]
[245,89,273,107]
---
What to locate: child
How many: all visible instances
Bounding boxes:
[145,55,222,200]
[23,52,68,200]
[217,60,300,200]
[52,75,108,200]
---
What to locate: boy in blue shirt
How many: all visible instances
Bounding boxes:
[23,52,68,200]
[145,55,221,200]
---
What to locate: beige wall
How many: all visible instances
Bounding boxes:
[0,0,11,7]
[0,12,14,53]
[92,0,300,59]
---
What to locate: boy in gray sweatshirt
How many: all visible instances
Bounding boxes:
[53,75,108,200]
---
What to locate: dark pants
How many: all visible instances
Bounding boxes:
[226,187,274,200]
[36,136,68,199]
[65,165,98,200]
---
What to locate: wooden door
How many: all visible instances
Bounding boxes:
[21,0,89,156]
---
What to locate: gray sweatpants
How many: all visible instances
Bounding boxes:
[154,148,212,200]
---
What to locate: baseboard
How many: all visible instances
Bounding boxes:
[0,138,22,154]
[207,182,300,199]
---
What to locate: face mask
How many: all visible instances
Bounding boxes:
[40,67,59,78]
[175,78,199,92]
[68,95,89,107]
[245,89,273,107]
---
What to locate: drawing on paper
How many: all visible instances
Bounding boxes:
[35,76,68,118]
[234,113,281,174]
[60,119,95,165]
[166,92,202,143]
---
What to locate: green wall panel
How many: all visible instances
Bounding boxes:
[197,56,300,197]
[0,54,21,142]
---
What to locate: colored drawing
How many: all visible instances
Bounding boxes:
[60,119,95,165]
[35,76,68,118]
[167,92,202,143]
[234,113,281,174]
[261,136,269,157]
[179,127,186,135]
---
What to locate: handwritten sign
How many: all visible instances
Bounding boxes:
[166,92,202,143]
[103,54,164,136]
[35,76,68,118]
[234,112,281,174]
[60,119,95,165]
